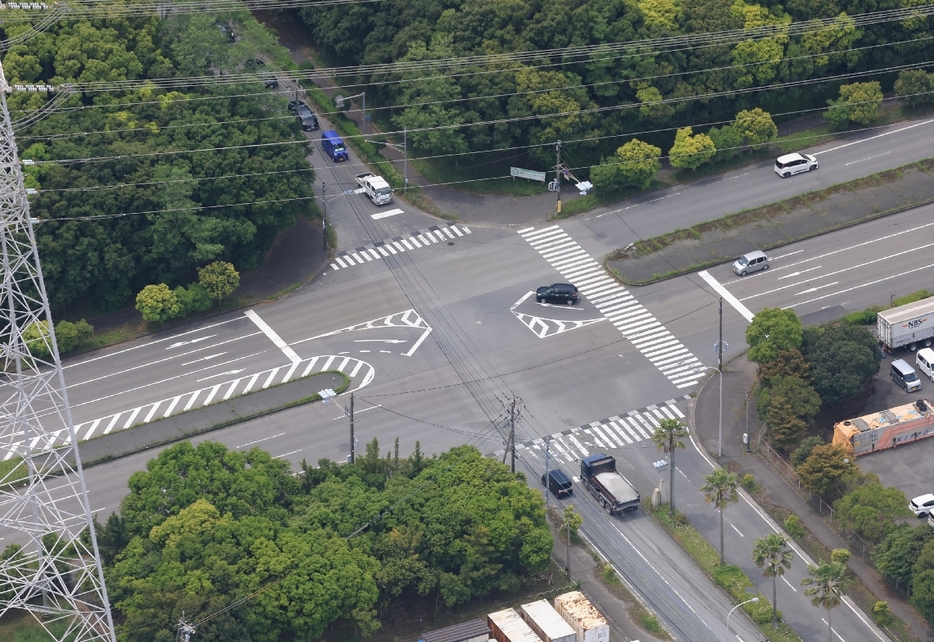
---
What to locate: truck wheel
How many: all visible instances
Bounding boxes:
[910,343,919,352]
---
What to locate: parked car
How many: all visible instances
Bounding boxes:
[264,77,279,89]
[732,250,769,276]
[536,283,579,305]
[295,105,319,131]
[910,493,934,517]
[774,152,818,178]
[288,100,303,113]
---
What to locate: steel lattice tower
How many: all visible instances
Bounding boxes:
[0,60,116,641]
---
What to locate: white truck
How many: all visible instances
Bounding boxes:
[878,296,934,352]
[355,172,393,206]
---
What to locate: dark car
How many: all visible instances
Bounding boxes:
[541,469,573,499]
[263,77,279,89]
[287,100,303,113]
[296,104,319,131]
[536,283,579,305]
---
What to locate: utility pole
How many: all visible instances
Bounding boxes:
[509,397,516,473]
[403,128,408,193]
[718,296,724,458]
[555,140,562,215]
[348,393,355,464]
[321,181,327,250]
[544,437,551,508]
[0,59,116,640]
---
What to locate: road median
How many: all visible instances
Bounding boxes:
[606,159,934,286]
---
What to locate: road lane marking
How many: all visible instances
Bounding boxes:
[817,117,934,155]
[787,262,934,308]
[782,576,797,591]
[245,309,300,364]
[845,151,891,166]
[238,432,285,449]
[371,208,403,220]
[697,271,754,322]
[730,523,744,537]
[521,226,703,388]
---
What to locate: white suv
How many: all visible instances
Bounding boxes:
[774,152,818,178]
[910,493,934,517]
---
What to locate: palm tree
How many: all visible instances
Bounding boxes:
[700,469,739,565]
[752,533,794,628]
[652,418,688,516]
[802,561,849,642]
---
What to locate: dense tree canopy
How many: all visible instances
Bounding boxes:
[2,11,313,315]
[102,441,552,641]
[801,323,880,408]
[299,0,934,170]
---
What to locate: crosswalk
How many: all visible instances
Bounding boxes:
[518,398,690,467]
[329,223,471,271]
[2,355,375,460]
[518,225,703,388]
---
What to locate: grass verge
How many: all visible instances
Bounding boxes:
[647,503,803,642]
[0,610,72,642]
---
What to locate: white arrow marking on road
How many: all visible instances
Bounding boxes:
[168,335,216,349]
[353,339,407,343]
[778,265,823,280]
[796,281,838,296]
[181,353,226,366]
[197,369,245,382]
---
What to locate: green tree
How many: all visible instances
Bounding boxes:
[746,308,803,364]
[23,320,52,360]
[592,139,662,193]
[635,84,675,123]
[762,376,821,449]
[873,524,934,587]
[54,319,94,355]
[752,532,793,628]
[834,482,911,544]
[791,436,825,468]
[825,81,883,128]
[894,70,934,107]
[831,548,851,565]
[757,348,810,388]
[174,283,213,317]
[563,505,583,536]
[652,418,688,516]
[796,444,860,499]
[668,126,716,170]
[707,124,743,160]
[802,561,850,642]
[734,108,778,148]
[700,469,739,565]
[198,261,240,303]
[801,323,880,408]
[135,284,181,324]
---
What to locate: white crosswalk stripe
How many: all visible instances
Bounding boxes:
[329,223,471,271]
[2,355,377,461]
[515,398,691,466]
[518,225,703,388]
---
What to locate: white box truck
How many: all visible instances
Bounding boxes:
[878,296,934,352]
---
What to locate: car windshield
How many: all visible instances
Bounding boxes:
[906,372,920,382]
[737,256,749,266]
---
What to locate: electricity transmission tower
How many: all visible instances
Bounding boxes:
[0,60,116,641]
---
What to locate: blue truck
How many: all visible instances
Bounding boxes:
[321,129,349,162]
[580,453,640,514]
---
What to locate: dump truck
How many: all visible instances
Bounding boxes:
[355,172,393,206]
[878,296,934,352]
[580,453,640,514]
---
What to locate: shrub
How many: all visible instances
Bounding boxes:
[740,474,760,494]
[784,514,805,539]
[872,601,892,626]
[175,283,213,317]
[55,319,94,355]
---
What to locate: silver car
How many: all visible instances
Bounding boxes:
[732,250,769,276]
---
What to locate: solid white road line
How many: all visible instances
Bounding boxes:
[697,270,754,322]
[371,208,403,220]
[244,309,301,364]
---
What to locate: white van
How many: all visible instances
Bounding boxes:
[917,348,934,383]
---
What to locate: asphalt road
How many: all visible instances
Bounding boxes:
[29,113,934,642]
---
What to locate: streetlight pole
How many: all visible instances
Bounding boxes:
[726,597,759,640]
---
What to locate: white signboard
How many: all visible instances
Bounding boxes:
[510,167,547,182]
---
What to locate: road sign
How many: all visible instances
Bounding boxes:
[510,167,547,182]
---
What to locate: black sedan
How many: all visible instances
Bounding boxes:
[536,283,579,304]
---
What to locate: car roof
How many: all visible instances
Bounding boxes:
[912,493,934,502]
[550,283,576,289]
[776,152,808,163]
[739,250,767,260]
